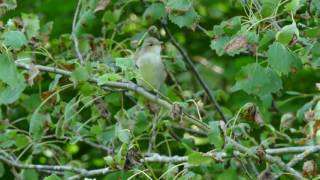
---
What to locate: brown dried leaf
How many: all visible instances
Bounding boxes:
[224,36,248,53]
[94,0,110,12]
[303,160,317,177]
[240,103,264,126]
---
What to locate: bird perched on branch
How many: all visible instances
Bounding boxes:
[135,37,167,91]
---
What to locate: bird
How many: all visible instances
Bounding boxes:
[135,37,167,91]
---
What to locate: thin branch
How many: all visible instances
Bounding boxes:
[160,19,227,122]
[263,154,303,180]
[72,0,84,64]
[0,152,111,180]
[143,153,188,163]
[15,62,210,132]
[266,145,320,155]
[287,146,320,167]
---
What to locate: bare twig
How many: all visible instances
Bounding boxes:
[266,145,320,155]
[0,152,111,180]
[287,146,320,167]
[72,0,84,64]
[160,19,227,122]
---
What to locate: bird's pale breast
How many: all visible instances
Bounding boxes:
[136,52,166,90]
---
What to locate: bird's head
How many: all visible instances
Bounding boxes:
[141,37,162,54]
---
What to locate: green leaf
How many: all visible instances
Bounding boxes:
[29,114,48,140]
[276,23,299,45]
[43,174,62,180]
[311,42,320,58]
[0,82,26,104]
[15,134,30,149]
[303,27,320,38]
[285,0,301,13]
[167,0,193,11]
[168,8,199,28]
[0,54,26,104]
[2,31,27,49]
[208,121,224,150]
[213,16,242,36]
[210,36,231,56]
[0,53,24,87]
[116,124,130,144]
[267,42,302,75]
[188,151,212,165]
[76,10,96,35]
[218,169,237,180]
[22,13,40,38]
[143,3,166,21]
[22,169,39,180]
[232,63,282,97]
[115,57,136,71]
[97,73,122,85]
[258,30,275,50]
[70,67,89,83]
[64,98,78,122]
[261,0,280,17]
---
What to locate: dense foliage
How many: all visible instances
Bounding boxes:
[1,0,320,179]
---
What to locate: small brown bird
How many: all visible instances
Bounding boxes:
[135,37,167,91]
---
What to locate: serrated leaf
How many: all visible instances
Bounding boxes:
[167,0,193,11]
[210,36,231,56]
[188,151,212,165]
[2,31,27,49]
[168,8,198,28]
[143,3,166,21]
[22,13,40,38]
[232,63,282,97]
[276,23,299,45]
[208,121,224,150]
[267,42,301,75]
[213,16,241,36]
